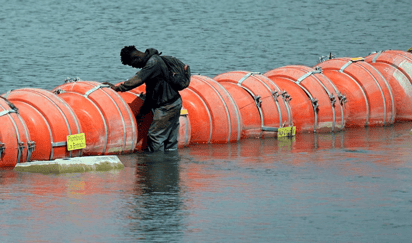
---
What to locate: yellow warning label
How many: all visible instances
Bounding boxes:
[67,133,86,151]
[180,109,188,115]
[350,57,364,62]
[278,126,296,138]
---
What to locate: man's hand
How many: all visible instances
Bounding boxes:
[102,82,120,92]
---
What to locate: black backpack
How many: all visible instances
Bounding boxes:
[161,55,191,91]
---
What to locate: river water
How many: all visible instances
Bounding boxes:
[1,0,412,242]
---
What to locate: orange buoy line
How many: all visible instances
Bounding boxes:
[183,75,241,144]
[265,65,346,133]
[4,88,82,161]
[214,71,290,138]
[0,97,32,167]
[316,57,395,127]
[364,50,412,122]
[52,80,137,155]
[2,49,412,168]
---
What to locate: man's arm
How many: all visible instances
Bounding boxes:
[102,74,144,92]
[105,58,158,92]
[114,74,144,92]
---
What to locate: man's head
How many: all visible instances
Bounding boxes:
[120,46,145,68]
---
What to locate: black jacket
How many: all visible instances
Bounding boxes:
[117,48,181,114]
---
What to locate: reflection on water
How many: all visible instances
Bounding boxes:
[1,124,412,241]
[121,152,184,241]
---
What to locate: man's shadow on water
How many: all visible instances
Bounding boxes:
[125,151,184,239]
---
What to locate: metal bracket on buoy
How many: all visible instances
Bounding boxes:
[311,96,319,133]
[0,109,17,117]
[281,91,293,126]
[53,89,66,95]
[0,142,4,158]
[281,91,292,102]
[339,61,352,72]
[236,72,284,133]
[318,52,335,63]
[296,69,322,84]
[339,57,364,73]
[52,141,67,147]
[254,95,262,108]
[17,142,25,164]
[338,93,347,106]
[372,51,383,63]
[311,98,319,110]
[271,90,279,102]
[237,72,261,86]
[293,80,320,132]
[64,77,82,83]
[84,84,110,98]
[0,96,19,114]
[49,141,68,160]
[261,127,279,132]
[27,141,36,162]
[329,94,336,106]
[50,141,67,160]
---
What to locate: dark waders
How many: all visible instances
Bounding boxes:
[146,97,182,152]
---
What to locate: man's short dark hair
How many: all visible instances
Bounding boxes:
[120,46,138,65]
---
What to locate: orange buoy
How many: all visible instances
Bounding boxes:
[0,97,32,167]
[52,81,137,155]
[179,87,212,143]
[115,82,191,150]
[212,77,260,138]
[365,50,412,122]
[265,65,345,133]
[180,75,241,143]
[214,71,292,138]
[3,88,82,161]
[316,58,394,127]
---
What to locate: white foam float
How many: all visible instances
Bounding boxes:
[13,156,124,174]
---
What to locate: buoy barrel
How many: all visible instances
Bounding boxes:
[3,88,82,161]
[52,81,137,155]
[3,50,412,168]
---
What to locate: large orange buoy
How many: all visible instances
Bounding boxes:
[0,97,32,167]
[3,88,82,161]
[214,71,292,138]
[179,75,241,143]
[179,87,213,143]
[365,50,412,122]
[211,76,260,138]
[316,58,395,127]
[265,65,345,133]
[116,86,191,150]
[52,81,137,155]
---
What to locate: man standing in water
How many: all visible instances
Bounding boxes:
[104,46,183,152]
